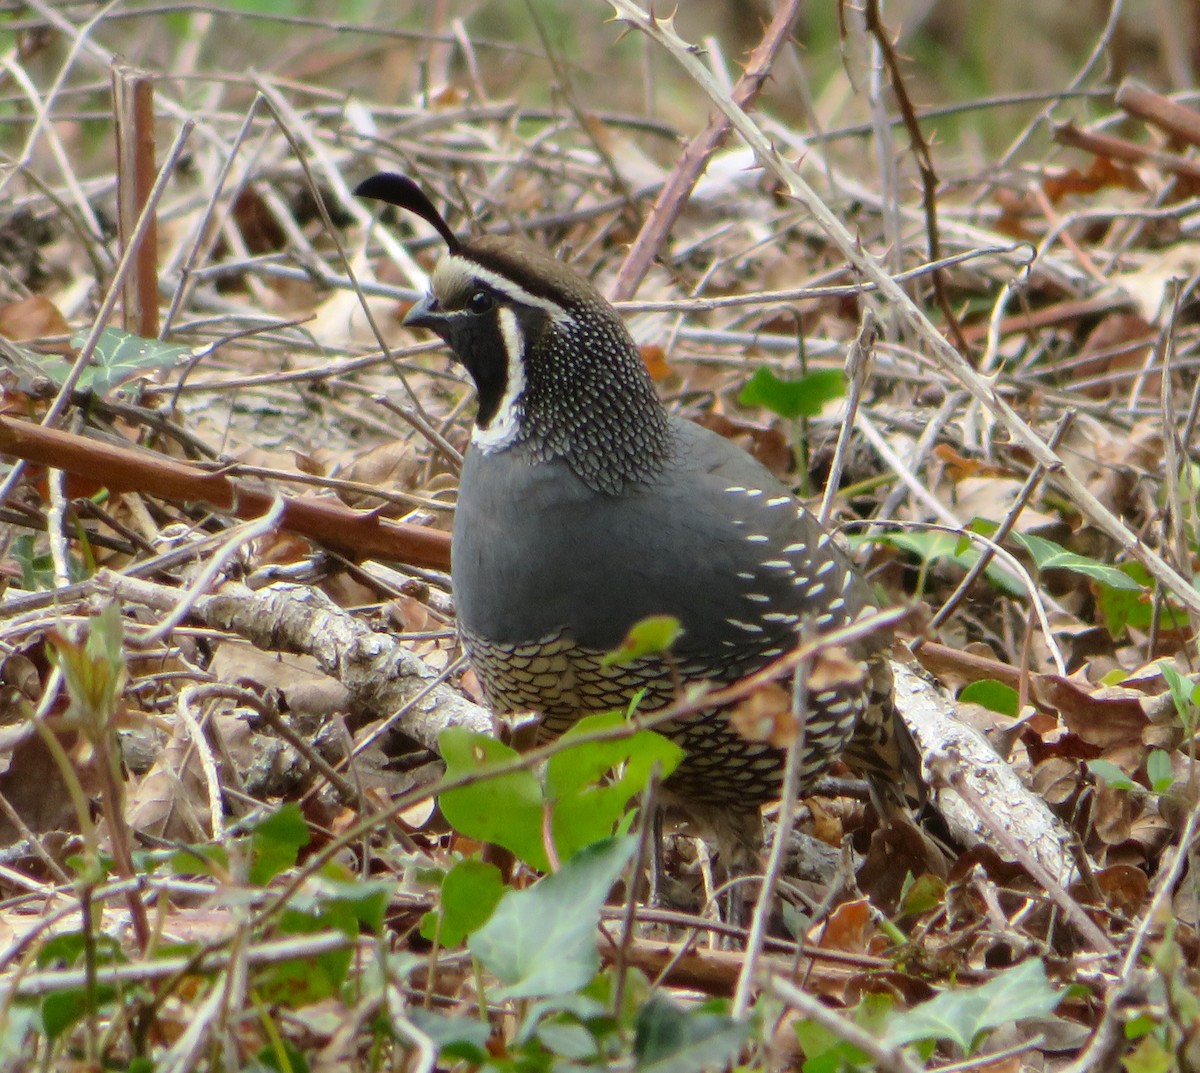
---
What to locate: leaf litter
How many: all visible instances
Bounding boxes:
[0,4,1198,1070]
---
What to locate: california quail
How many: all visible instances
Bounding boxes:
[356,173,922,841]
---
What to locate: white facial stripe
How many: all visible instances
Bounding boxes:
[433,256,569,323]
[472,305,525,453]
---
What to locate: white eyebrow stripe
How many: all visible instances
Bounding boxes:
[434,255,570,323]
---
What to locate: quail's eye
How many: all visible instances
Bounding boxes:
[467,290,494,315]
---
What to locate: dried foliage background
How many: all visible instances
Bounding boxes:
[1,1,1200,1070]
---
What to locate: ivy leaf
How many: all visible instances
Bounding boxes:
[958,679,1018,717]
[420,858,505,946]
[438,728,548,871]
[469,836,635,999]
[32,328,193,396]
[1011,533,1143,592]
[1087,759,1139,793]
[406,1009,491,1064]
[857,530,1021,595]
[248,803,310,885]
[883,959,1061,1055]
[546,711,683,861]
[633,995,748,1073]
[738,366,844,420]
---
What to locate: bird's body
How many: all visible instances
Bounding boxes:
[454,412,892,805]
[355,174,921,836]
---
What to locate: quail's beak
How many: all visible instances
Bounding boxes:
[402,294,446,334]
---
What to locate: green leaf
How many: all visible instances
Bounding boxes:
[9,533,59,590]
[1011,533,1143,592]
[469,836,635,999]
[1146,749,1176,795]
[958,679,1019,717]
[249,803,310,885]
[899,873,946,918]
[50,602,128,735]
[883,959,1061,1055]
[265,907,352,1005]
[1156,661,1200,736]
[438,728,549,871]
[792,1020,869,1073]
[1087,759,1139,793]
[41,986,116,1041]
[305,872,391,935]
[406,1008,491,1064]
[40,327,193,396]
[252,1038,309,1073]
[1122,1034,1174,1073]
[516,993,612,1045]
[546,712,683,861]
[633,996,748,1073]
[738,366,845,420]
[1096,568,1154,637]
[1124,1012,1159,1041]
[420,858,505,946]
[857,530,1022,595]
[602,614,681,666]
[168,844,229,877]
[537,1019,601,1060]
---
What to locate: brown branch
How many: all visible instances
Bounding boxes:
[1115,78,1200,151]
[0,416,451,570]
[609,0,803,302]
[111,60,159,339]
[958,293,1134,346]
[1054,121,1200,181]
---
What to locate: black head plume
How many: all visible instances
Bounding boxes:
[354,173,460,253]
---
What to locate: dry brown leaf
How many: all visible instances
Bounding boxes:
[639,343,670,380]
[811,898,879,958]
[728,681,791,746]
[0,294,70,340]
[1035,672,1150,749]
[339,440,423,508]
[1072,312,1158,396]
[125,724,207,841]
[808,646,865,693]
[0,733,76,839]
[949,475,1058,532]
[1092,782,1136,846]
[806,796,843,844]
[692,411,793,477]
[1091,863,1149,916]
[1031,756,1081,806]
[210,643,349,720]
[931,443,1007,480]
[802,898,882,1001]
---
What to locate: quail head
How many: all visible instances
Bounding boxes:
[355,173,922,844]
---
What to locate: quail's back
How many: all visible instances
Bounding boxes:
[356,174,921,817]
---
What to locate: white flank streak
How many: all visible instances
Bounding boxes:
[473,306,526,452]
